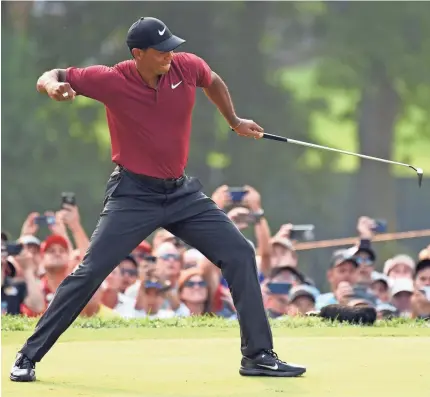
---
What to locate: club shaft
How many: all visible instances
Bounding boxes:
[263,134,411,169]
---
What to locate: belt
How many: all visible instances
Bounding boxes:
[116,165,185,190]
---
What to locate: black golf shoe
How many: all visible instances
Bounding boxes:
[10,353,36,382]
[240,350,306,377]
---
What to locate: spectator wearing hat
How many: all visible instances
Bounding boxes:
[370,272,391,304]
[17,235,42,278]
[269,223,298,271]
[21,234,71,317]
[316,250,359,310]
[178,267,213,315]
[390,278,414,317]
[1,233,45,315]
[411,258,430,319]
[288,285,320,315]
[383,254,415,280]
[262,266,305,319]
[131,240,156,273]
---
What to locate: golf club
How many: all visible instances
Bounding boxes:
[252,131,423,187]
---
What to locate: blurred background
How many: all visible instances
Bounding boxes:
[2,1,430,289]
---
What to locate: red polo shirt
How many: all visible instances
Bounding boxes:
[66,52,212,179]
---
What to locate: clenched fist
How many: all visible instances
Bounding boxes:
[46,82,76,101]
[232,118,264,139]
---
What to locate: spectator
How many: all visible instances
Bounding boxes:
[375,302,399,319]
[316,250,358,309]
[131,241,155,274]
[152,229,178,251]
[383,254,415,280]
[1,233,45,315]
[134,274,180,319]
[155,242,182,286]
[21,234,70,316]
[131,240,152,260]
[182,248,205,270]
[262,266,305,319]
[17,235,42,277]
[118,255,139,293]
[100,266,136,318]
[80,283,122,319]
[178,267,213,315]
[370,272,391,303]
[213,185,271,277]
[390,278,414,317]
[68,249,82,274]
[411,258,430,319]
[288,285,319,315]
[351,216,377,286]
[269,235,298,270]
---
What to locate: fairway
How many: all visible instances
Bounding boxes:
[2,325,430,397]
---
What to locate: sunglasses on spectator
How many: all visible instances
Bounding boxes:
[160,253,181,261]
[184,280,207,288]
[120,268,138,276]
[355,257,374,266]
[134,252,157,261]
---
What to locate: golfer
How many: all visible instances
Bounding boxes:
[10,17,306,382]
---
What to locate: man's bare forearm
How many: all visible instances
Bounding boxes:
[203,72,241,128]
[23,269,46,314]
[36,69,66,93]
[255,218,272,276]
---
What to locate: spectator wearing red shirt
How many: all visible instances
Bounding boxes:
[12,17,305,382]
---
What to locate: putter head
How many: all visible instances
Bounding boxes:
[417,168,423,187]
[409,166,423,187]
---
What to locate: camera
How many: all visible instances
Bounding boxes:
[372,219,387,233]
[34,215,56,226]
[61,192,76,207]
[1,242,23,257]
[290,225,315,241]
[228,187,248,203]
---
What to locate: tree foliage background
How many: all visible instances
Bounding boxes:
[2,1,429,288]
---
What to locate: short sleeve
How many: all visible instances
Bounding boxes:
[179,53,212,88]
[66,65,117,103]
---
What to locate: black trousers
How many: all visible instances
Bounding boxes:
[20,166,273,361]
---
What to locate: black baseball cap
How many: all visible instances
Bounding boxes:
[126,17,186,53]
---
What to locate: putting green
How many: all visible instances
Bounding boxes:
[2,327,430,397]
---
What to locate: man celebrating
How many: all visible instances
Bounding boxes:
[11,17,305,382]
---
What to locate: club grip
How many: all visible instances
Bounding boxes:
[262,133,290,143]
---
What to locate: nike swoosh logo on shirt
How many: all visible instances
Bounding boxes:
[258,363,278,370]
[158,27,166,35]
[171,81,182,89]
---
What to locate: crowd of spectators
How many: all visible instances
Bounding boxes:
[2,185,430,321]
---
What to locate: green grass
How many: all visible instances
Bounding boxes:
[2,316,430,397]
[280,65,430,176]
